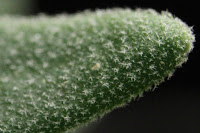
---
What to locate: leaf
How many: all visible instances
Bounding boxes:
[0,8,195,133]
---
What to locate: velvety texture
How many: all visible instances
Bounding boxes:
[0,9,195,133]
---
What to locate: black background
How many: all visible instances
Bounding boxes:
[30,0,200,133]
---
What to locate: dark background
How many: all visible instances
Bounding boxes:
[4,0,200,133]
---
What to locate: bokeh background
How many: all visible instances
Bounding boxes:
[0,0,199,133]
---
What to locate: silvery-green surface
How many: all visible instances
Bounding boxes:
[0,9,194,133]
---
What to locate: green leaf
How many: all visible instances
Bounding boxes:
[0,8,195,133]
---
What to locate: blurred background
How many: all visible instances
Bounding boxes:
[0,0,35,15]
[0,0,199,133]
